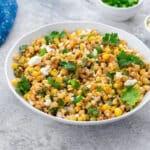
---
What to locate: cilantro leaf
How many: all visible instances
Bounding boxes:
[70,79,80,89]
[19,45,28,52]
[59,31,67,38]
[87,107,100,117]
[102,33,119,46]
[60,61,77,70]
[121,86,141,106]
[16,76,31,95]
[57,99,64,106]
[72,96,83,105]
[62,48,69,54]
[39,48,47,56]
[117,51,144,68]
[45,31,59,43]
[95,46,102,53]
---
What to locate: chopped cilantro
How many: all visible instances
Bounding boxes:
[95,46,102,53]
[87,53,97,59]
[107,72,115,80]
[19,45,28,52]
[122,70,129,75]
[57,99,64,106]
[16,76,31,95]
[80,35,86,39]
[61,61,77,70]
[47,77,54,85]
[117,51,144,68]
[70,79,80,89]
[62,48,69,54]
[49,107,58,115]
[39,48,47,56]
[87,107,100,117]
[121,86,141,106]
[97,86,103,92]
[72,95,83,105]
[59,31,67,38]
[102,33,119,46]
[53,82,61,89]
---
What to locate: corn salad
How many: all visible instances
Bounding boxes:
[11,29,150,121]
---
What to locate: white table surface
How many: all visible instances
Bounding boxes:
[0,0,150,150]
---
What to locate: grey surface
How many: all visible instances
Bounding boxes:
[0,0,150,150]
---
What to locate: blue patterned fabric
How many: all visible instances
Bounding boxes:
[0,0,18,46]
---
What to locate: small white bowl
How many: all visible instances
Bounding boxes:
[144,15,150,39]
[98,0,143,21]
[5,21,150,126]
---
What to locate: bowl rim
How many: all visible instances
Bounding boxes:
[99,0,143,10]
[144,15,150,32]
[5,21,150,125]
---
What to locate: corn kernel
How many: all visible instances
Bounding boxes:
[76,29,82,35]
[24,92,30,100]
[54,37,59,44]
[79,43,86,50]
[88,36,95,42]
[11,78,19,86]
[101,104,110,111]
[114,108,123,117]
[12,63,18,69]
[32,71,39,77]
[114,48,119,55]
[77,90,82,95]
[50,69,58,77]
[103,95,108,101]
[51,89,58,95]
[55,77,63,83]
[102,53,110,61]
[64,96,70,103]
[114,83,122,89]
[34,66,40,71]
[140,69,145,75]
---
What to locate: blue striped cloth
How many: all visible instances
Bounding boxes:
[0,0,18,46]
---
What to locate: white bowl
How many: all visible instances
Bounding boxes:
[5,21,150,125]
[98,0,143,21]
[144,15,150,39]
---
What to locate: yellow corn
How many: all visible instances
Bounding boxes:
[34,66,40,71]
[55,77,63,83]
[76,29,82,35]
[80,43,86,50]
[64,96,70,103]
[54,37,59,44]
[101,104,110,111]
[11,78,19,86]
[68,115,76,121]
[50,69,58,77]
[114,83,122,89]
[51,89,58,95]
[88,35,95,42]
[32,71,39,77]
[102,53,110,61]
[77,90,82,95]
[24,92,30,100]
[12,63,18,69]
[114,108,123,117]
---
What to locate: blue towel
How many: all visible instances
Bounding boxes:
[0,0,18,46]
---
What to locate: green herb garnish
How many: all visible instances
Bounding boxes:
[122,70,129,75]
[95,46,102,53]
[59,31,67,39]
[57,99,64,106]
[87,107,100,117]
[16,76,31,95]
[39,48,47,56]
[70,79,80,89]
[97,86,103,92]
[62,48,69,54]
[121,86,141,106]
[61,61,77,70]
[47,77,54,85]
[117,51,144,68]
[53,82,61,89]
[72,96,83,104]
[19,45,28,52]
[102,33,119,46]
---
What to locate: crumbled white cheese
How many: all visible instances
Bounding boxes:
[93,49,98,56]
[115,72,123,78]
[124,79,137,86]
[81,30,86,34]
[28,56,42,66]
[44,99,51,106]
[86,84,91,88]
[40,65,50,76]
[86,29,92,33]
[70,97,74,102]
[40,45,54,53]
